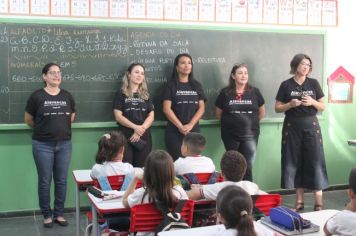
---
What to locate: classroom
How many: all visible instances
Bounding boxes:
[0,0,355,235]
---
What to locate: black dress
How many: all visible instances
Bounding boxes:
[275,77,328,190]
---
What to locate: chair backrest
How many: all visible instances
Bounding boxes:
[93,175,142,190]
[129,200,194,233]
[183,172,224,185]
[252,194,282,216]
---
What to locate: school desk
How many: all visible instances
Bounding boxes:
[87,192,129,236]
[158,209,340,236]
[72,169,94,236]
[299,209,340,236]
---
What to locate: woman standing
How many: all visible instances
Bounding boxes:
[24,63,76,228]
[113,63,154,167]
[215,63,265,181]
[162,53,206,161]
[275,53,328,211]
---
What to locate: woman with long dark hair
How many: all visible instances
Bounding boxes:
[162,53,206,161]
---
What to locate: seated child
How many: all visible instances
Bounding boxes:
[324,168,356,236]
[174,132,215,175]
[216,185,274,236]
[215,185,274,236]
[187,150,265,200]
[90,131,135,179]
[122,150,188,235]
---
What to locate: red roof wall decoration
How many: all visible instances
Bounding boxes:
[327,66,354,103]
[327,66,354,84]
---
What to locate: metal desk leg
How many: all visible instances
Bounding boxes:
[75,185,80,236]
[91,203,98,236]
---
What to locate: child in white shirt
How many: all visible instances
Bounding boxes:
[122,150,188,236]
[187,150,265,200]
[324,168,356,236]
[90,131,135,179]
[174,132,215,175]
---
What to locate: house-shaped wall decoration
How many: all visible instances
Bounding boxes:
[327,66,354,103]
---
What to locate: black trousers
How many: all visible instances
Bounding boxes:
[165,123,200,161]
[221,136,258,182]
[280,116,328,190]
[120,128,152,168]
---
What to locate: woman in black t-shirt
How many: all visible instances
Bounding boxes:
[215,63,265,181]
[275,53,328,212]
[113,63,154,167]
[24,63,76,228]
[162,53,206,161]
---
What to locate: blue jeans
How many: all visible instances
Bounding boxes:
[32,139,72,219]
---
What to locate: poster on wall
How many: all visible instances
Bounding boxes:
[164,0,181,20]
[147,0,164,19]
[322,0,338,26]
[216,0,232,22]
[71,0,89,17]
[51,0,70,16]
[308,0,323,26]
[0,0,8,13]
[91,0,109,17]
[293,0,308,25]
[263,0,278,24]
[9,0,30,14]
[278,0,293,24]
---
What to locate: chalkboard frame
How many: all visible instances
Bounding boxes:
[0,18,326,129]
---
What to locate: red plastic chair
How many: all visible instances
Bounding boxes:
[88,175,142,227]
[183,172,224,185]
[252,194,282,216]
[93,175,142,190]
[129,200,194,235]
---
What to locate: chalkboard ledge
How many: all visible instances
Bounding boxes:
[0,119,289,130]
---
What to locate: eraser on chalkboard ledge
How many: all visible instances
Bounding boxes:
[347,140,356,146]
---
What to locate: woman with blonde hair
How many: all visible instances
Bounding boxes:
[113,63,154,167]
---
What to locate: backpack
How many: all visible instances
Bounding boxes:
[154,200,190,234]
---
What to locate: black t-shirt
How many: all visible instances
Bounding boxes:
[25,88,76,141]
[162,80,206,125]
[215,86,265,139]
[275,77,324,117]
[113,91,154,135]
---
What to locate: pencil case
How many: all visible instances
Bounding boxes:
[270,206,311,231]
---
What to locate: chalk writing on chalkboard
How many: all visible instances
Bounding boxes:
[0,23,324,124]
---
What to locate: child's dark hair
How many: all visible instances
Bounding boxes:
[349,168,356,194]
[216,185,257,236]
[142,150,177,207]
[220,150,247,182]
[95,131,126,164]
[182,132,206,155]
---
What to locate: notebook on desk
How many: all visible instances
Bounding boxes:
[260,216,320,235]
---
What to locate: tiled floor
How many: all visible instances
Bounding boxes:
[0,189,349,236]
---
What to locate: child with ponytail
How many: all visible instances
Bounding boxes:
[216,185,274,236]
[90,131,135,179]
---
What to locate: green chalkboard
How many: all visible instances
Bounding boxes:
[0,22,324,124]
